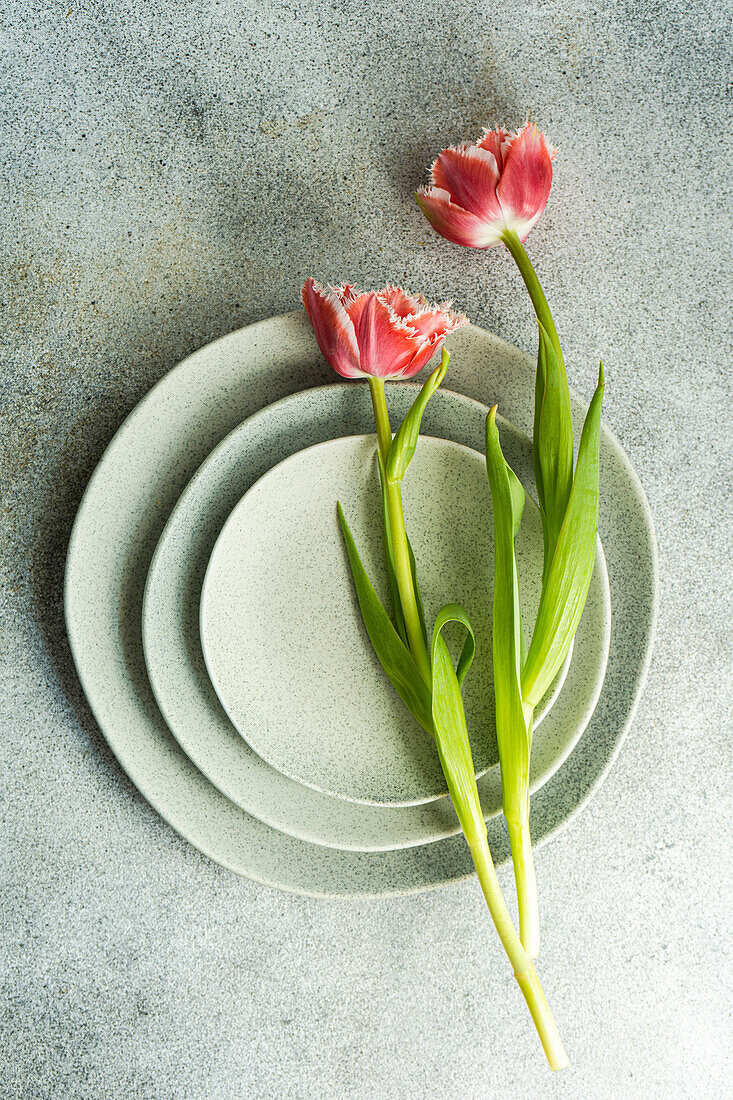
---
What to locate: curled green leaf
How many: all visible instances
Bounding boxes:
[430,603,483,847]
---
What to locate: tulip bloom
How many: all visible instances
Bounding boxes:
[301,278,467,382]
[416,123,554,249]
[418,123,563,402]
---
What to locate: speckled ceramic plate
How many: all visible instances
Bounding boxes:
[142,386,609,851]
[200,434,580,806]
[65,314,657,897]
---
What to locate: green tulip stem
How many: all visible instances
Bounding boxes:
[365,375,566,1068]
[469,835,569,1071]
[501,228,566,958]
[368,376,393,468]
[386,480,432,685]
[501,230,563,367]
[368,377,432,686]
[506,813,540,959]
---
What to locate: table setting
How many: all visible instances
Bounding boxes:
[3,3,729,1094]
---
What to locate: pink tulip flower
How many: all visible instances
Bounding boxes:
[302,279,468,381]
[416,123,555,249]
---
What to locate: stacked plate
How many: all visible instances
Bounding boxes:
[64,314,657,897]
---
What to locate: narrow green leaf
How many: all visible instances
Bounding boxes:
[536,322,574,573]
[506,460,528,670]
[506,463,526,539]
[386,349,448,482]
[522,364,605,708]
[485,407,533,822]
[338,503,434,732]
[377,453,428,649]
[533,331,546,515]
[430,603,484,847]
[377,454,408,645]
[407,534,429,651]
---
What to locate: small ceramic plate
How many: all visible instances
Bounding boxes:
[200,434,571,805]
[142,388,609,850]
[65,314,657,897]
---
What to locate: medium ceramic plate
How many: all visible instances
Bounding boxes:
[200,434,577,806]
[143,392,608,849]
[65,314,657,897]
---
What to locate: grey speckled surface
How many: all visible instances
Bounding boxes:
[1,2,731,1097]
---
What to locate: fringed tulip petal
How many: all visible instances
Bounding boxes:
[347,293,419,378]
[476,127,512,173]
[378,285,426,321]
[332,283,360,308]
[402,336,445,377]
[301,277,362,378]
[496,124,554,240]
[430,145,503,223]
[379,286,467,342]
[416,187,504,248]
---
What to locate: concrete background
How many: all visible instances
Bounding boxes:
[2,1,731,1096]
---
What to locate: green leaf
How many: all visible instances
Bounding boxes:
[430,604,484,847]
[377,453,428,650]
[407,533,429,651]
[386,349,448,482]
[522,364,605,709]
[535,322,574,575]
[376,454,408,645]
[533,331,546,516]
[337,503,433,733]
[506,463,526,539]
[485,408,533,821]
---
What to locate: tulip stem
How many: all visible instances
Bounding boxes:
[386,479,432,685]
[367,377,393,468]
[368,377,432,686]
[506,813,541,958]
[501,230,564,367]
[501,227,564,960]
[469,833,569,1070]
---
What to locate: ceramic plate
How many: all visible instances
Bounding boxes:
[142,387,609,850]
[65,314,657,897]
[200,434,577,806]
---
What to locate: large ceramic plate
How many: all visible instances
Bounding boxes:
[65,314,657,897]
[199,433,584,806]
[142,398,608,849]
